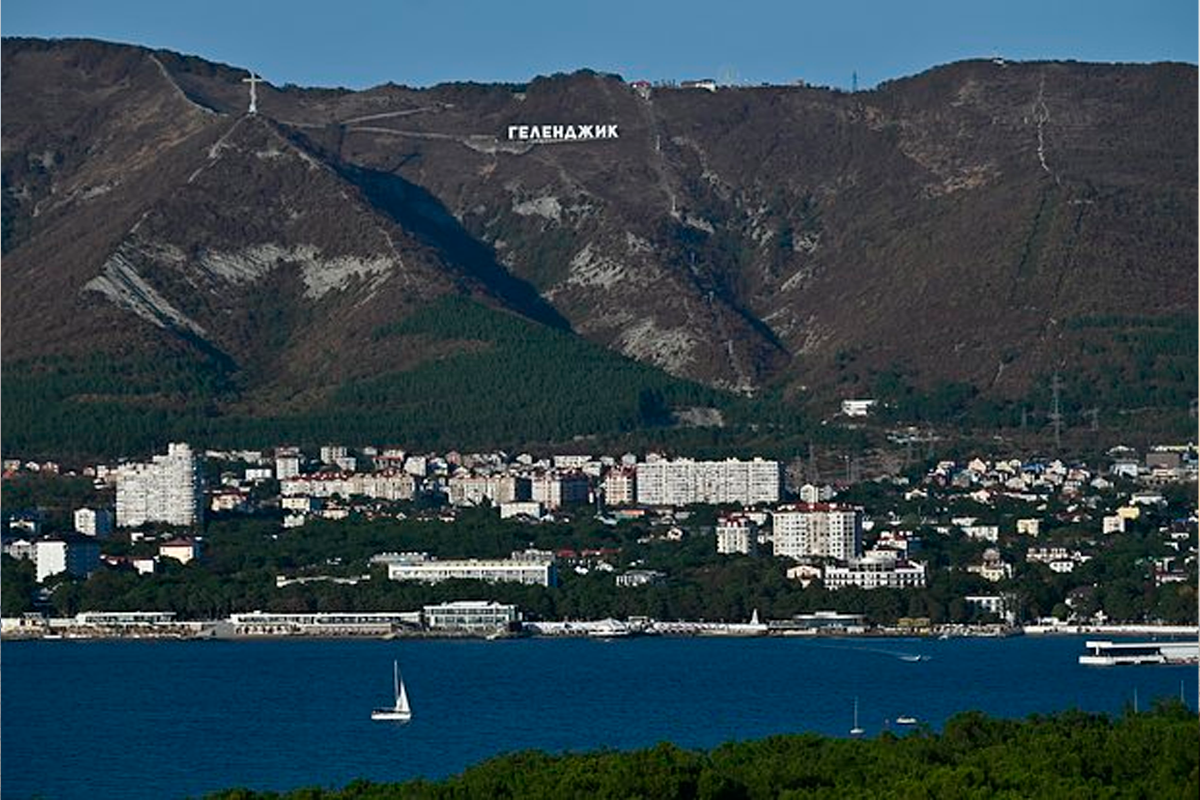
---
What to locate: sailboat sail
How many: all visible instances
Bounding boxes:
[395,664,410,715]
[372,659,412,721]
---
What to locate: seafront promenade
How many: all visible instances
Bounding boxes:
[3,610,1196,642]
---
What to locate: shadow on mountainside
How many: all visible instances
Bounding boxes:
[335,163,572,333]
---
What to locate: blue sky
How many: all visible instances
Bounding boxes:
[3,0,1196,90]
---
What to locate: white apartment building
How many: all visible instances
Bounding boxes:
[602,467,637,506]
[319,445,348,465]
[716,514,759,555]
[379,551,557,586]
[635,458,780,507]
[280,471,415,501]
[115,443,203,527]
[772,503,863,561]
[823,551,927,590]
[74,508,114,538]
[35,537,100,583]
[448,473,527,507]
[275,453,301,481]
[529,471,589,509]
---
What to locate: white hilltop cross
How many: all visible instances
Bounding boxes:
[242,72,263,114]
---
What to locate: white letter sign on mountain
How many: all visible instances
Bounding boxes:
[506,124,620,143]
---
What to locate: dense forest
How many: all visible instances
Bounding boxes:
[207,703,1199,798]
[5,297,1194,462]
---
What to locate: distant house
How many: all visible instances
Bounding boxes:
[159,538,201,565]
[616,569,666,588]
[1015,518,1041,536]
[680,79,717,91]
[840,399,877,417]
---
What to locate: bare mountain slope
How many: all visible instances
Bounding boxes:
[3,38,1195,454]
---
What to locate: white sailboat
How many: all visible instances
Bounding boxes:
[850,696,865,737]
[371,660,412,722]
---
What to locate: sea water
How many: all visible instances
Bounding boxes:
[2,635,1194,799]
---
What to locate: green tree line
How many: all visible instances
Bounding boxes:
[207,702,1198,799]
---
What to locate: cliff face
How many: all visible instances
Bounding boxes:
[3,38,1195,428]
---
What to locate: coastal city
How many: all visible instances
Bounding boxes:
[4,436,1196,655]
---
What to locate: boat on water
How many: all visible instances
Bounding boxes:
[898,654,928,662]
[850,697,864,737]
[1078,640,1199,666]
[371,660,412,722]
[896,716,918,725]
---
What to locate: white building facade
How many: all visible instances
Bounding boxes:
[35,538,100,583]
[115,443,203,527]
[635,458,780,507]
[74,508,114,538]
[772,503,863,561]
[822,552,927,590]
[379,552,557,586]
[716,515,759,555]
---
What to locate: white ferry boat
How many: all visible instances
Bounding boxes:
[1078,640,1199,666]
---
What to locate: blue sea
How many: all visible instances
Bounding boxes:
[2,635,1195,799]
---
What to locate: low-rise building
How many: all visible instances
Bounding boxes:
[967,548,1013,582]
[1015,518,1041,536]
[841,399,877,417]
[822,551,927,590]
[377,551,557,586]
[159,538,201,565]
[965,595,1008,617]
[499,501,543,519]
[963,524,1000,542]
[616,569,666,587]
[422,601,520,632]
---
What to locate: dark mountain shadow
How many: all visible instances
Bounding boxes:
[335,162,572,332]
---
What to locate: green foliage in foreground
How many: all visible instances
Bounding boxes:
[209,703,1198,799]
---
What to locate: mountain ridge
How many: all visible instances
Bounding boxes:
[2,37,1195,455]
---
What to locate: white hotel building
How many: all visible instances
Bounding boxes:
[377,551,557,587]
[635,458,780,507]
[772,503,863,561]
[115,443,203,527]
[823,551,927,590]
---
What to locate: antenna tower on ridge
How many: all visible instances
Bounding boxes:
[1049,373,1064,452]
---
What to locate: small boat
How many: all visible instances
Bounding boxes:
[371,660,412,722]
[850,696,865,737]
[898,654,924,662]
[896,716,918,725]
